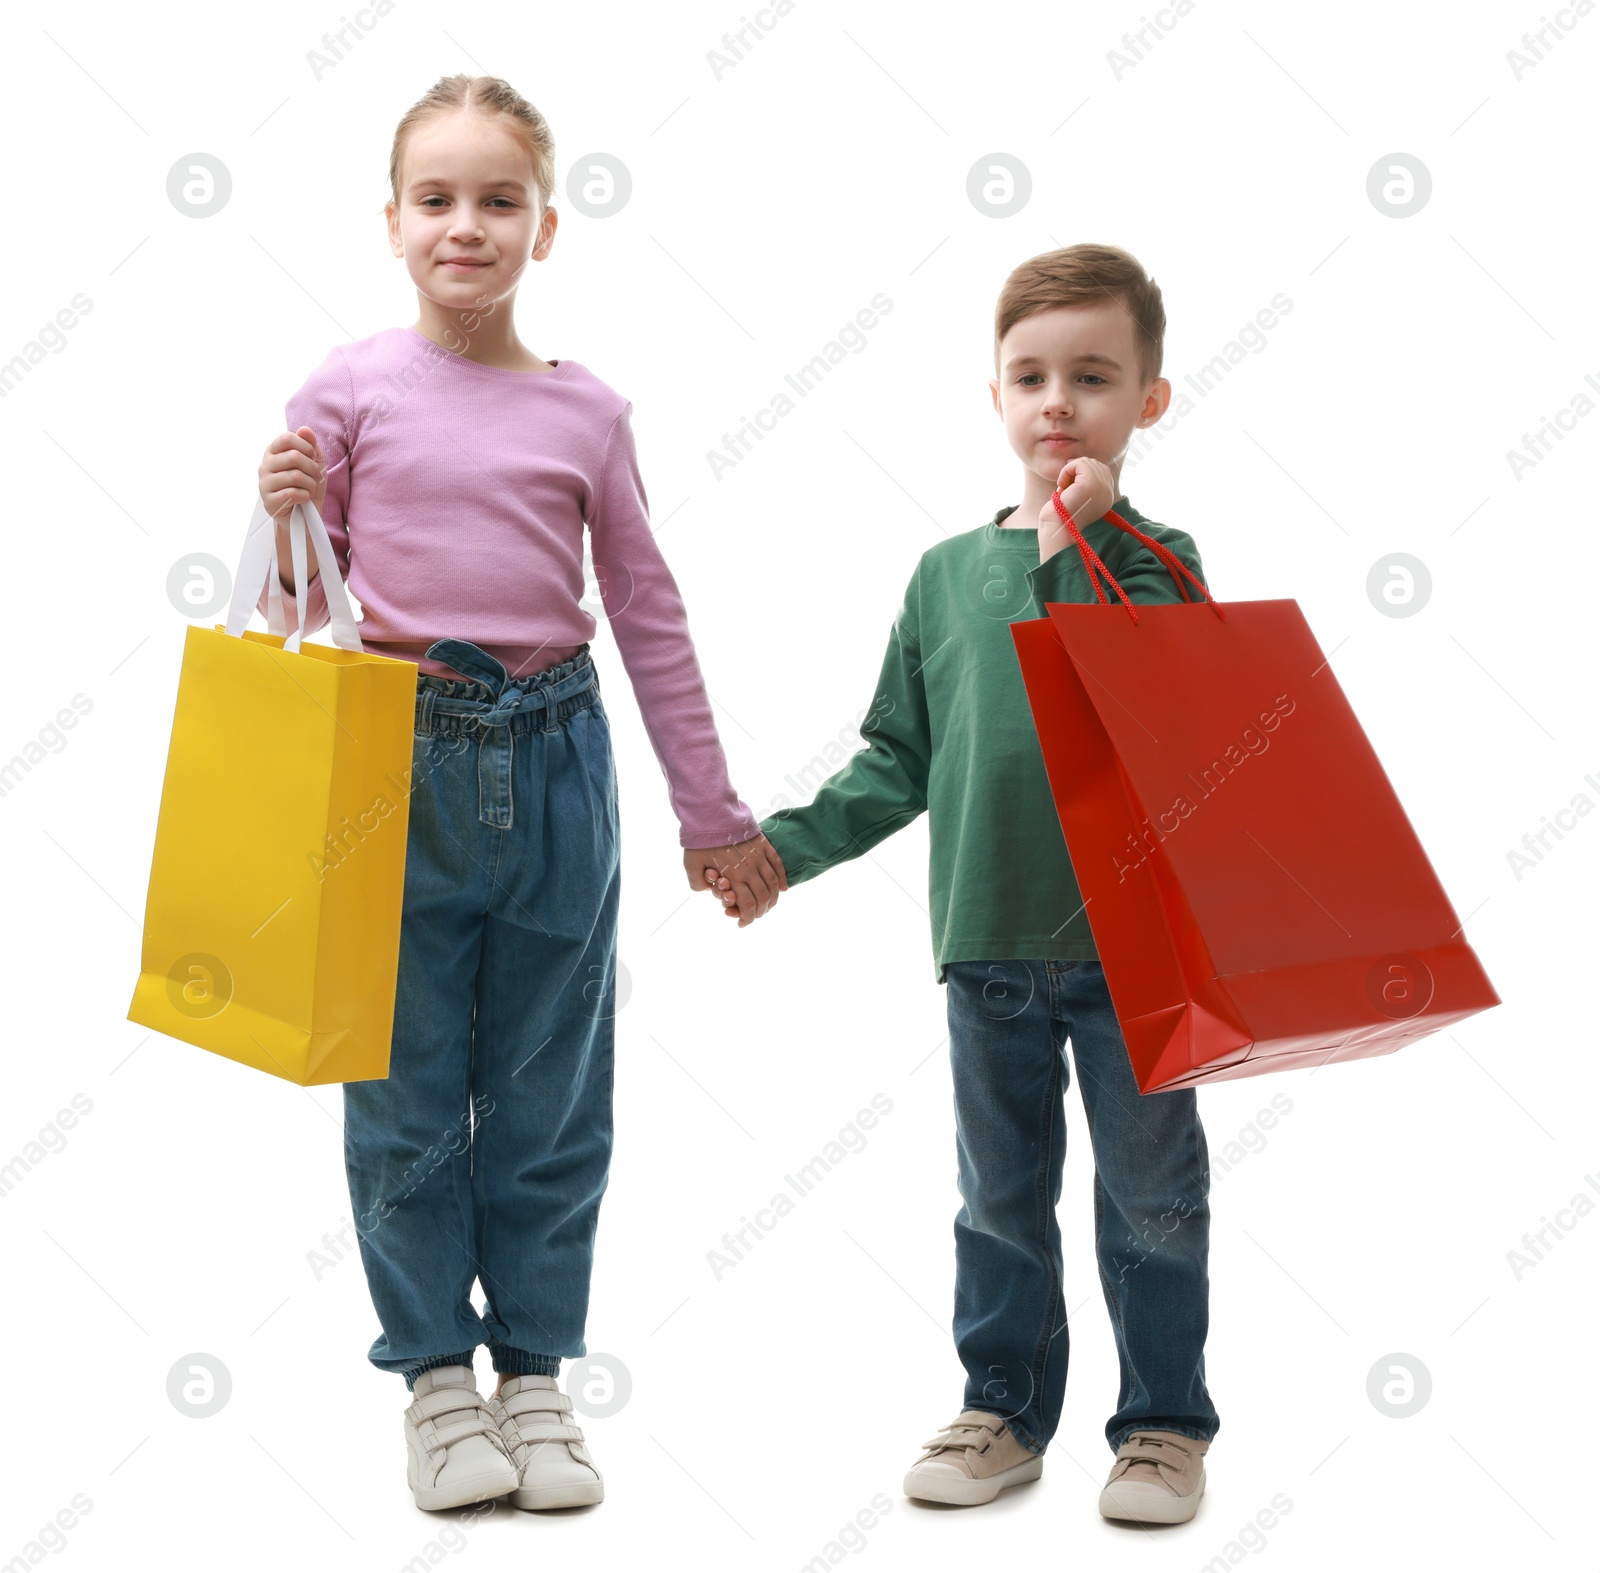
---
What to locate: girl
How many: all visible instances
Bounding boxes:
[254,74,787,1513]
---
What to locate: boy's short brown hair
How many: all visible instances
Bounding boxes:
[994,243,1166,384]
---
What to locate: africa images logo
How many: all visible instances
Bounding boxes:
[1112,694,1296,882]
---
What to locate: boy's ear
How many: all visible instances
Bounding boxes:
[988,378,1002,417]
[1137,377,1173,427]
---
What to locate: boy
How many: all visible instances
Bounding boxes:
[715,243,1219,1521]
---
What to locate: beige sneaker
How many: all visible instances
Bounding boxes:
[1098,1429,1208,1523]
[403,1364,519,1511]
[903,1408,1043,1505]
[488,1374,604,1510]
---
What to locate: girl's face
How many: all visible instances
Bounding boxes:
[386,111,556,312]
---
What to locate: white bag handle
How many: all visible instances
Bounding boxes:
[225,495,363,653]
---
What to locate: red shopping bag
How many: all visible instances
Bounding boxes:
[1011,496,1500,1092]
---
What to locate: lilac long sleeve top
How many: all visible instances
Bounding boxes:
[257,327,758,849]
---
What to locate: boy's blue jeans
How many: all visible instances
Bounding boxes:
[944,958,1220,1455]
[342,639,620,1391]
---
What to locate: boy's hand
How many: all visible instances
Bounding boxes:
[1039,456,1116,562]
[683,833,788,927]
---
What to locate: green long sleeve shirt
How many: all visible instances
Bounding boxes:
[758,498,1209,983]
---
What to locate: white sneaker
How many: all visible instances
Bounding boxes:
[489,1374,604,1509]
[403,1364,519,1511]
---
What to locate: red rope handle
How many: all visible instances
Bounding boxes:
[1050,492,1227,624]
[1050,492,1141,622]
[1104,508,1224,618]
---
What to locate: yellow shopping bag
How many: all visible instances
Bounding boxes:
[127,497,417,1085]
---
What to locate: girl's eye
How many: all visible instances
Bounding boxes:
[418,197,516,209]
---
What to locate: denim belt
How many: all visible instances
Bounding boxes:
[414,638,599,828]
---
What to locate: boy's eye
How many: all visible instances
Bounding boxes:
[1017,372,1107,387]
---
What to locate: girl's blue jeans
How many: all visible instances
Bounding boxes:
[943,957,1221,1455]
[342,638,620,1391]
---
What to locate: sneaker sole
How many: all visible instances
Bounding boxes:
[904,1454,1043,1506]
[508,1478,605,1511]
[1098,1469,1205,1524]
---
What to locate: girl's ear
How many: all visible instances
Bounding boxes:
[533,204,559,259]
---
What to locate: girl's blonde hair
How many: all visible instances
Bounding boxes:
[388,74,556,212]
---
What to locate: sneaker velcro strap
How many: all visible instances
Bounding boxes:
[426,1414,503,1452]
[921,1413,1004,1452]
[508,1420,585,1445]
[1111,1434,1194,1488]
[409,1386,490,1424]
[918,1438,990,1456]
[512,1420,582,1446]
[407,1388,502,1454]
[502,1389,574,1419]
[1118,1434,1188,1462]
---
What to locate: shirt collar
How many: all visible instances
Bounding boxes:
[984,495,1140,547]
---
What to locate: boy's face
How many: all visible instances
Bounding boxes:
[989,300,1171,488]
[386,111,557,312]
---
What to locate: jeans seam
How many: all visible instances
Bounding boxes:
[1095,1178,1138,1423]
[1018,970,1061,1457]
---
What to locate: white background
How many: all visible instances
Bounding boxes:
[1,0,1594,1569]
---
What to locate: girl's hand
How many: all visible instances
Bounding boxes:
[1038,456,1117,563]
[260,426,328,519]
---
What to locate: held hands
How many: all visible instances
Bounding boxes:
[1038,456,1117,563]
[682,833,788,927]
